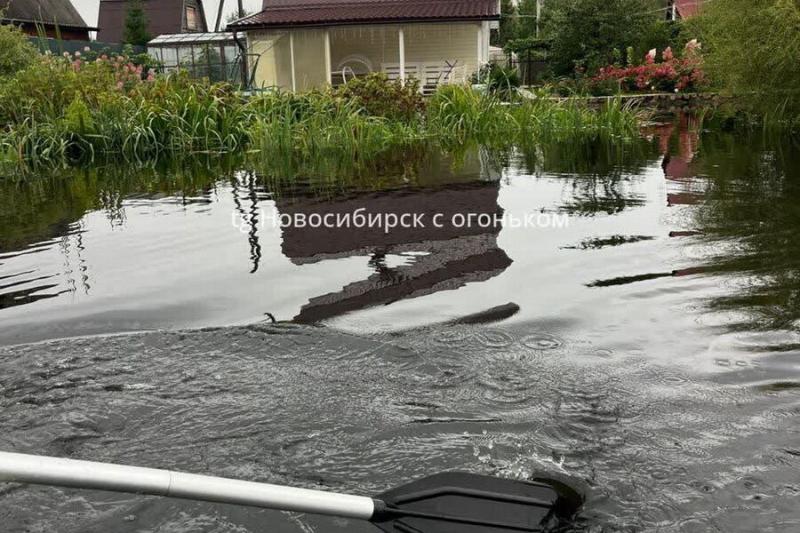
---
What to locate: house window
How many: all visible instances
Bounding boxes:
[186,6,199,30]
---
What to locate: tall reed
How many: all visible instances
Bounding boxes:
[0,56,645,173]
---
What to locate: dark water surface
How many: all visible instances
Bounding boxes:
[1,118,800,532]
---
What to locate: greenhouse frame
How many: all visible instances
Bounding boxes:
[147,32,245,84]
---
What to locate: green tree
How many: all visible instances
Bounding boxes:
[694,0,800,123]
[545,0,664,75]
[225,9,254,26]
[517,0,540,39]
[123,0,151,46]
[493,0,518,46]
[0,22,36,77]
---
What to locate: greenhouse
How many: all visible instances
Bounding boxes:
[147,32,245,84]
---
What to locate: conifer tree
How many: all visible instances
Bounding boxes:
[123,0,151,46]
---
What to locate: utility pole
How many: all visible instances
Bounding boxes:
[215,0,225,31]
[215,0,247,31]
[536,0,542,38]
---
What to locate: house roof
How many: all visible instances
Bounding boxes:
[675,0,703,18]
[0,0,96,30]
[229,0,500,30]
[97,0,208,44]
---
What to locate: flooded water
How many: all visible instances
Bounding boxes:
[1,117,800,532]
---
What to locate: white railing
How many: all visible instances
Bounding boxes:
[382,61,468,95]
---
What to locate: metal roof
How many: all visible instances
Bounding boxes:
[0,0,95,29]
[229,0,500,30]
[149,32,236,44]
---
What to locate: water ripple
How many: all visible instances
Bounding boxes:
[0,324,797,533]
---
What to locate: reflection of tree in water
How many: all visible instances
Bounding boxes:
[0,159,238,309]
[510,137,660,216]
[692,129,800,330]
[368,251,402,284]
[0,159,239,252]
[559,175,647,216]
[230,171,264,274]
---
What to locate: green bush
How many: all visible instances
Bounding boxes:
[0,22,37,77]
[503,37,551,61]
[544,0,667,76]
[470,63,521,98]
[332,73,424,122]
[694,0,800,126]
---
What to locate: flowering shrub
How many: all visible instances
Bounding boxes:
[0,46,244,164]
[0,49,161,125]
[63,48,156,86]
[592,40,706,93]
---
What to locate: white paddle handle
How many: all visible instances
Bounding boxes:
[0,451,376,520]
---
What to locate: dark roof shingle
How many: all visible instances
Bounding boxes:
[229,0,499,30]
[0,0,94,29]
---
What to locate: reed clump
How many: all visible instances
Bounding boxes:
[0,51,644,171]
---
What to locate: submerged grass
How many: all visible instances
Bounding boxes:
[428,86,642,149]
[0,59,645,174]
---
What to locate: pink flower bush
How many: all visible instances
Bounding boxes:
[593,41,706,93]
[52,50,158,91]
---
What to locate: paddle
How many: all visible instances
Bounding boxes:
[0,451,581,532]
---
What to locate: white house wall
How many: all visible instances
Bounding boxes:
[248,22,489,90]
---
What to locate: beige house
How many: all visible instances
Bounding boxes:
[228,0,500,93]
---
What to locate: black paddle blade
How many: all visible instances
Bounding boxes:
[371,472,581,533]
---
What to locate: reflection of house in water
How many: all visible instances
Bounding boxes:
[276,177,511,323]
[651,114,705,206]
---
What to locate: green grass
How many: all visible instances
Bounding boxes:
[0,67,645,174]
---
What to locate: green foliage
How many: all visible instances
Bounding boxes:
[694,0,800,126]
[246,90,420,177]
[332,73,424,122]
[124,0,151,46]
[494,0,519,46]
[470,63,521,98]
[544,0,666,76]
[503,37,551,60]
[0,53,644,171]
[63,97,95,135]
[517,0,542,39]
[0,22,37,77]
[641,19,683,58]
[427,85,642,148]
[225,9,254,26]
